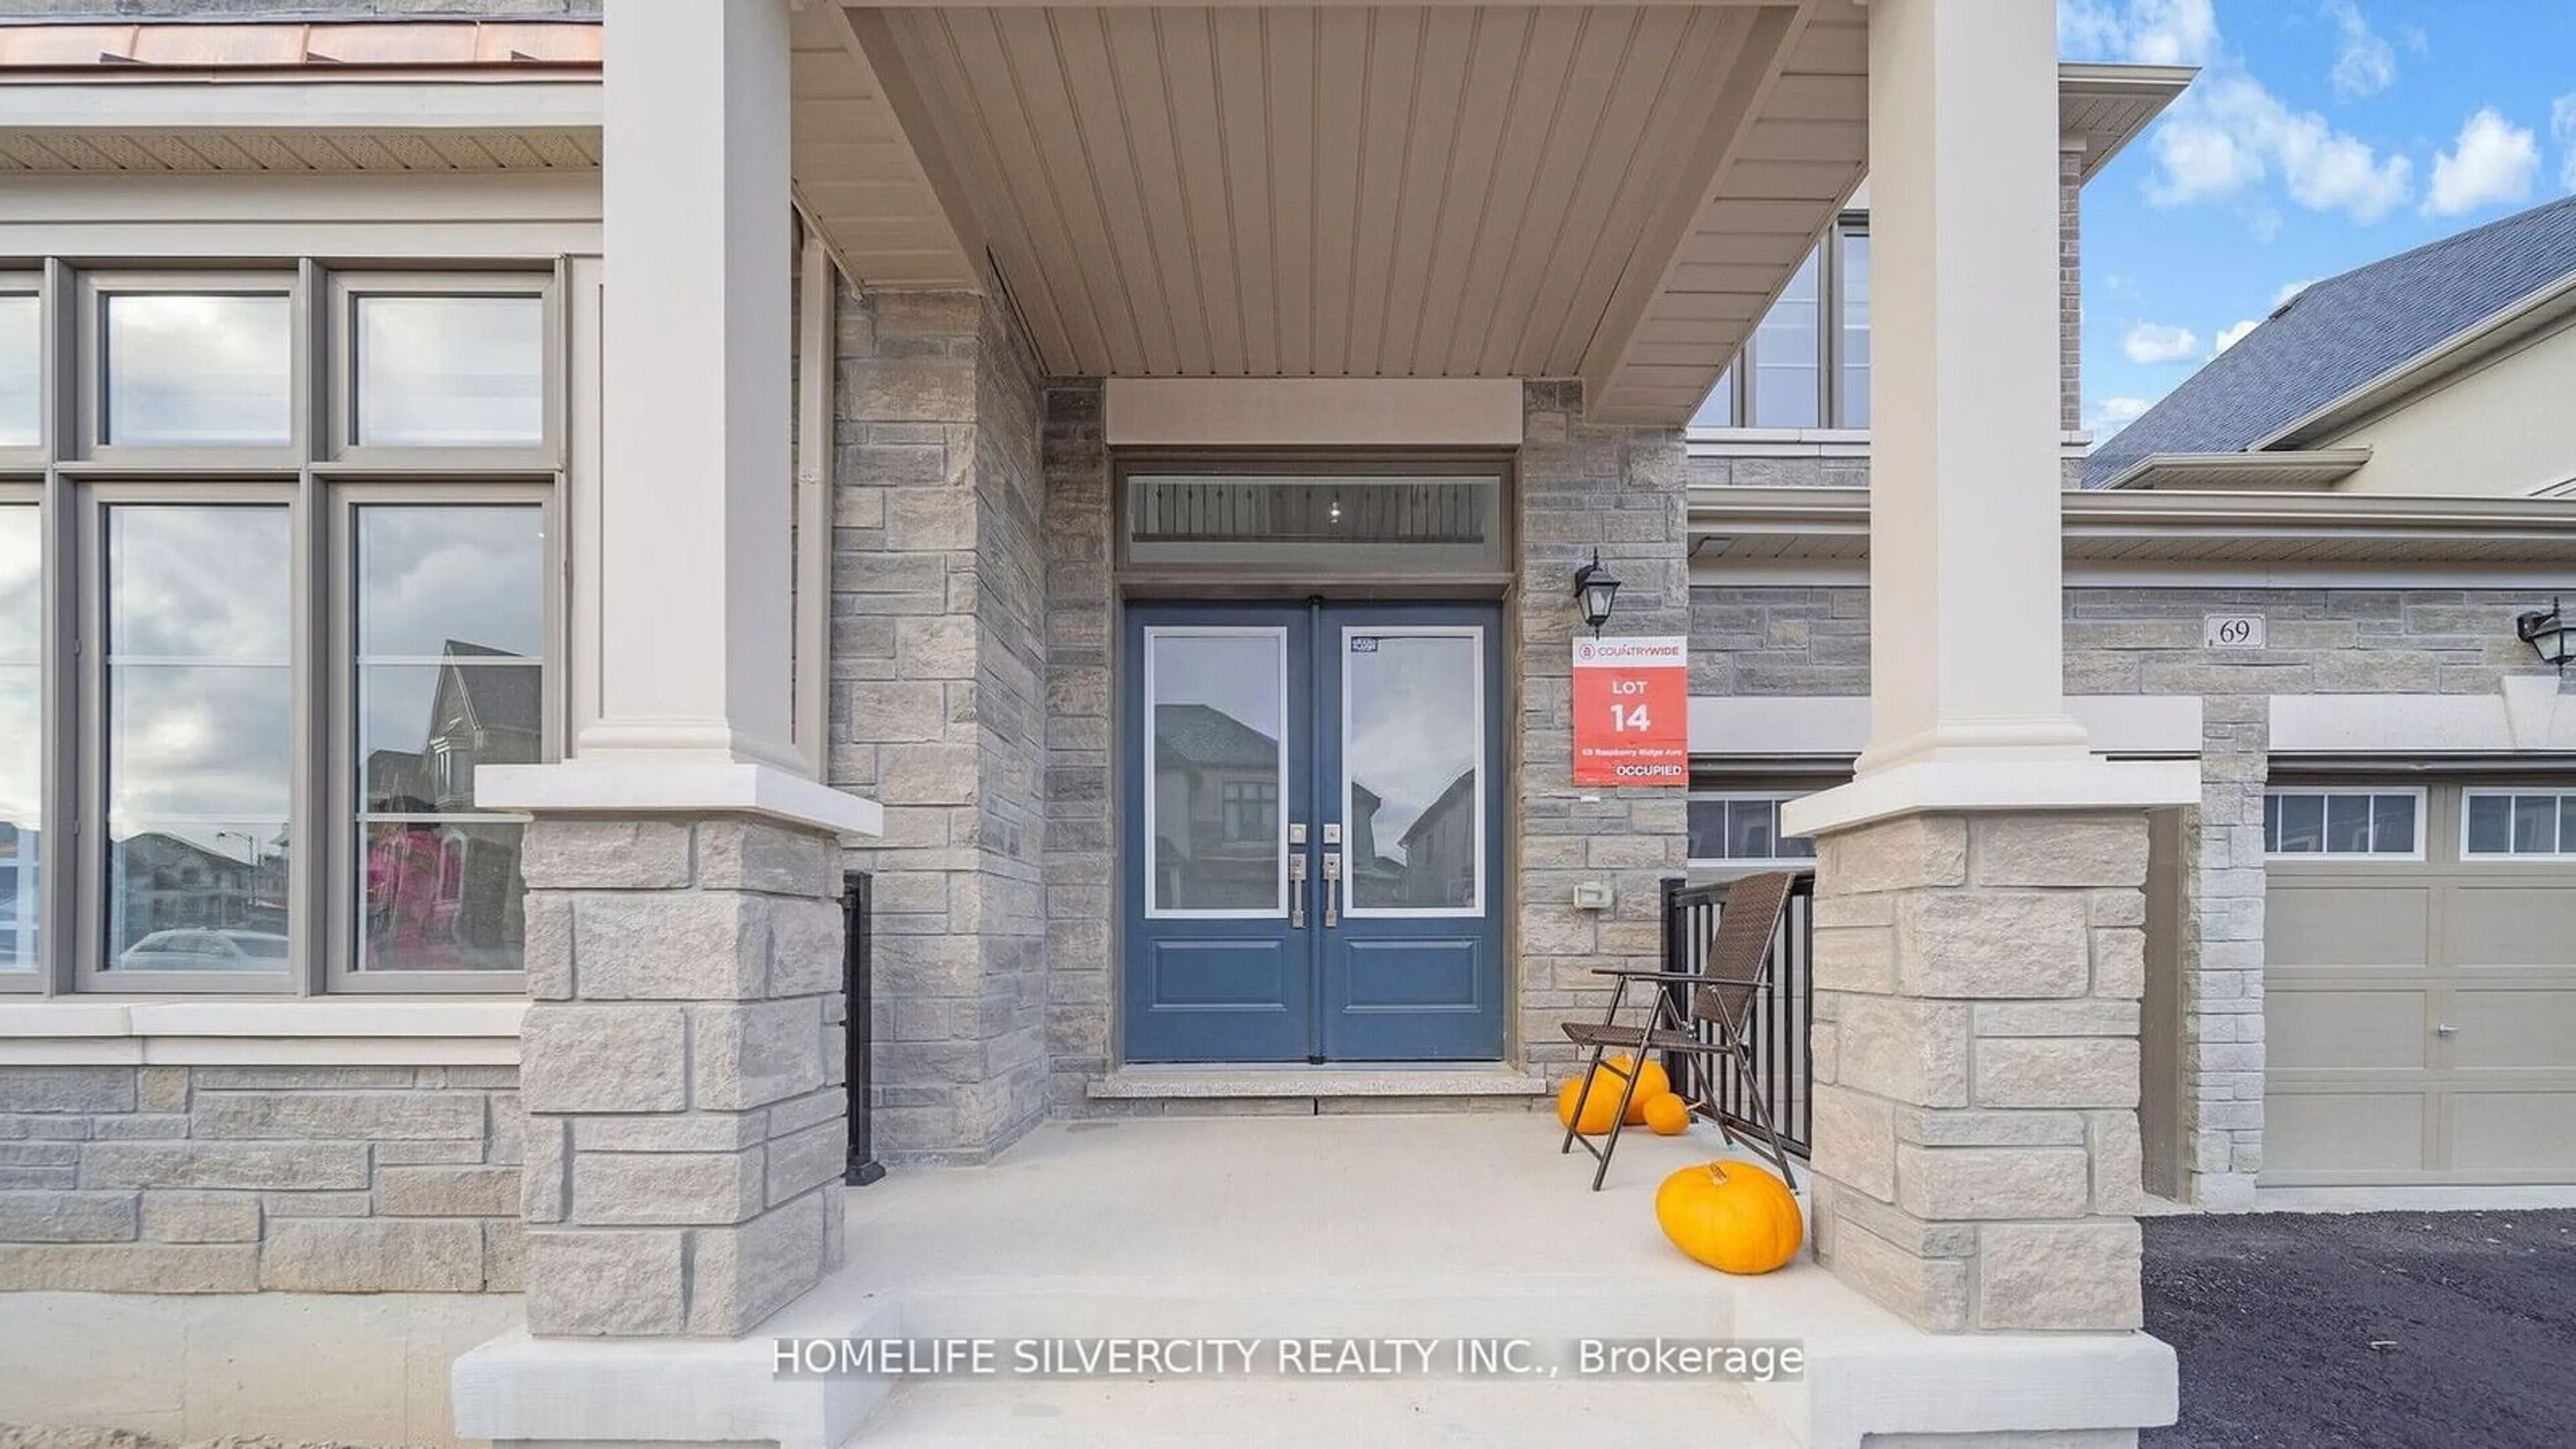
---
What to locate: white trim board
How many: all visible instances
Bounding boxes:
[1688,694,2203,759]
[1105,378,1523,447]
[2271,678,2576,755]
[0,999,525,1066]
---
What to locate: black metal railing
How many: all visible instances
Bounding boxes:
[1658,871,1815,1159]
[842,869,885,1186]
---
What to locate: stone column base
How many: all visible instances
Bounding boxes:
[1805,811,2151,1334]
[515,815,849,1338]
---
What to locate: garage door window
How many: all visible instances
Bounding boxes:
[2463,790,2576,858]
[2265,788,2422,859]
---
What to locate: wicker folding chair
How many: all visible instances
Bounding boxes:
[1558,870,1801,1193]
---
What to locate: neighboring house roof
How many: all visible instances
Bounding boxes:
[436,640,543,738]
[2087,193,2576,487]
[1153,704,1277,771]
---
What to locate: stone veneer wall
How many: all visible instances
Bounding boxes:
[1038,380,1116,1111]
[1515,382,1693,1080]
[827,285,1049,1161]
[0,1064,521,1292]
[1690,581,2574,1205]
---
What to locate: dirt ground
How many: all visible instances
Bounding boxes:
[2143,1210,2576,1449]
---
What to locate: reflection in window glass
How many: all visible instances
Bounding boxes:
[1750,250,1821,429]
[2467,794,2510,855]
[1837,230,1871,428]
[1148,631,1284,913]
[104,293,292,447]
[358,506,544,971]
[105,506,292,969]
[356,295,546,447]
[2371,794,2416,855]
[1346,632,1481,912]
[0,294,38,448]
[1,508,36,970]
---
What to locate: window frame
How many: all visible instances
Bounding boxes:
[325,481,558,995]
[0,274,46,466]
[1690,213,1870,435]
[7,257,566,998]
[2261,786,2428,863]
[324,270,562,470]
[75,268,307,466]
[1685,790,1822,872]
[2459,788,2576,861]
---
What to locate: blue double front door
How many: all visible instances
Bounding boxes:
[1122,601,1505,1063]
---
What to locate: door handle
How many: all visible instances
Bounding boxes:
[2436,1022,2459,1037]
[1289,852,1307,929]
[1322,851,1342,928]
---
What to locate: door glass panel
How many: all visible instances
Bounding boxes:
[0,294,38,448]
[1146,629,1285,914]
[1344,630,1481,913]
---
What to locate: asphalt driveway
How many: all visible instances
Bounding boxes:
[2143,1210,2576,1448]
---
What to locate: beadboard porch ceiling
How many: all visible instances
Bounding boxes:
[790,5,2185,426]
[796,0,1862,425]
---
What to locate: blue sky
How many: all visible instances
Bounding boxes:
[2064,0,2576,439]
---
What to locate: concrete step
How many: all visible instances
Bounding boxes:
[897,1277,1737,1341]
[853,1374,1795,1446]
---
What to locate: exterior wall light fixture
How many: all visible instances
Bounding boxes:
[1572,549,1622,636]
[2518,598,2573,672]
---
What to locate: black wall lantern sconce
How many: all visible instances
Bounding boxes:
[2518,597,2573,672]
[1572,549,1622,636]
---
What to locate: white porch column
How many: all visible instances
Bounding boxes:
[1783,0,2194,1356]
[471,0,877,1352]
[588,0,795,771]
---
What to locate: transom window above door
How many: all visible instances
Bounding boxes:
[1116,458,1512,584]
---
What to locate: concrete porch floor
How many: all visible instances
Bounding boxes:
[460,1108,2176,1448]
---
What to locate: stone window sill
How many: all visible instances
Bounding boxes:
[0,998,525,1067]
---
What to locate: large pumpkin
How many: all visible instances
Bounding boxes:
[1555,1077,1621,1136]
[1654,1161,1803,1275]
[1641,1092,1691,1137]
[1554,1056,1672,1134]
[1602,1055,1672,1124]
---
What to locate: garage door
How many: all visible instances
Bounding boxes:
[2265,782,2576,1188]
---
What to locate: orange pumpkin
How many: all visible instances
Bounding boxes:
[1601,1055,1672,1124]
[1555,1077,1621,1136]
[1654,1161,1803,1275]
[1641,1092,1692,1136]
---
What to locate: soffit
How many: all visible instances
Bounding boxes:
[857,2,1821,386]
[0,19,602,175]
[790,2,983,290]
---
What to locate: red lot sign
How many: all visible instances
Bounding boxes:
[1571,635,1688,786]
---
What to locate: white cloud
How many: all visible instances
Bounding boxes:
[2325,1,2396,101]
[2123,322,2200,364]
[2424,107,2538,217]
[2088,396,2152,439]
[2553,94,2576,193]
[2065,3,2414,225]
[2151,74,2414,222]
[2059,0,2219,66]
[2214,319,2261,353]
